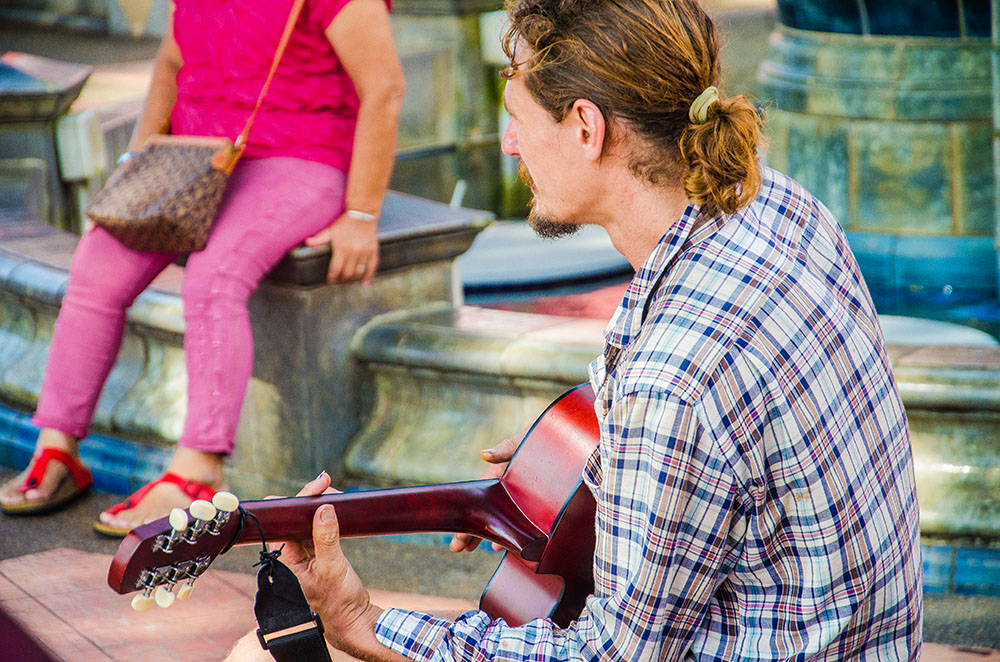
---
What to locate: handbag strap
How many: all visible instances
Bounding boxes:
[234,0,308,151]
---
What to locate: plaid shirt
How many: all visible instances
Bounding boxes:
[375,168,923,661]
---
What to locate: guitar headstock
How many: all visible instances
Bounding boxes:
[107,492,243,610]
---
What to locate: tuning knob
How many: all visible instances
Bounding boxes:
[154,507,191,553]
[206,491,240,534]
[131,592,156,612]
[182,499,218,542]
[169,507,189,531]
[189,499,217,521]
[155,586,176,608]
[177,581,195,600]
[213,492,239,512]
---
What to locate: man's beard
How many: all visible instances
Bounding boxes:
[519,161,581,239]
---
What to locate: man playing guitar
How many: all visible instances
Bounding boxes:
[225,0,922,659]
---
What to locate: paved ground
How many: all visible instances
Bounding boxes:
[0,468,499,605]
[0,466,501,661]
[3,466,1000,660]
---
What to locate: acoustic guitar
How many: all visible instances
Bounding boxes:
[108,384,599,627]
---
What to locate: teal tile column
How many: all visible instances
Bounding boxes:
[757,27,996,311]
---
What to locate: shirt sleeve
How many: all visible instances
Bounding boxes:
[374,390,743,662]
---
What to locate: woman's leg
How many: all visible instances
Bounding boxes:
[0,228,176,508]
[98,157,346,529]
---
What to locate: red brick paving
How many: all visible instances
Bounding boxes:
[0,549,996,662]
[0,549,473,662]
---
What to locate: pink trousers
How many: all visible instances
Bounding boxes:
[33,157,346,455]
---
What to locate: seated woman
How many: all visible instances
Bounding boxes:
[0,0,404,536]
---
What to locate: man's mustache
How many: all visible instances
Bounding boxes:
[517,160,534,190]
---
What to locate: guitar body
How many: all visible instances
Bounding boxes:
[109,384,601,628]
[479,384,599,626]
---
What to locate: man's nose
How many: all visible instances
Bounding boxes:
[501,122,519,157]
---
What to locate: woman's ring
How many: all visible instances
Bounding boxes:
[356,264,366,273]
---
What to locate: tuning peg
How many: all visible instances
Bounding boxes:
[189,499,217,521]
[155,586,176,608]
[154,508,191,553]
[169,507,189,531]
[131,591,156,612]
[213,491,239,513]
[177,580,196,600]
[206,492,240,534]
[182,499,218,542]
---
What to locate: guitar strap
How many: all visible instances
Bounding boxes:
[253,550,333,662]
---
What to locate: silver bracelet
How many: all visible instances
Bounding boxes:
[116,151,138,167]
[346,209,378,222]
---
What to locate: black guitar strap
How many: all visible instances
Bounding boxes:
[253,548,332,662]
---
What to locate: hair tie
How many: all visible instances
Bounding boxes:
[689,86,720,124]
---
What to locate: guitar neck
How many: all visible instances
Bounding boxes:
[233,479,548,559]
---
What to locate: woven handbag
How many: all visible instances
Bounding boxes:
[86,0,305,253]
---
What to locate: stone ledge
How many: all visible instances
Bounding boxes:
[349,304,1000,540]
[269,191,492,286]
[0,193,492,496]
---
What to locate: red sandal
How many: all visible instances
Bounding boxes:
[0,447,93,516]
[93,471,217,538]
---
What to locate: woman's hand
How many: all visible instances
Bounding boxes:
[304,212,379,285]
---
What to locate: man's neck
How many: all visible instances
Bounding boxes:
[598,180,692,271]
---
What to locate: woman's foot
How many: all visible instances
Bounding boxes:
[0,430,89,514]
[95,448,227,536]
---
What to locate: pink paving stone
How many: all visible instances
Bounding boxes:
[0,549,998,662]
[0,548,474,662]
[28,630,113,662]
[0,572,29,600]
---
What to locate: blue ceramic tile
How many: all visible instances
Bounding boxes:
[845,231,897,311]
[81,433,138,496]
[127,444,174,492]
[922,544,955,594]
[0,407,15,467]
[954,546,1000,596]
[0,400,166,498]
[894,235,996,301]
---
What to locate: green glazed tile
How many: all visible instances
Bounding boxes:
[852,121,952,234]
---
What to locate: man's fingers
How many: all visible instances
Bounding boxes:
[313,504,343,558]
[481,433,523,464]
[449,533,482,553]
[297,471,332,497]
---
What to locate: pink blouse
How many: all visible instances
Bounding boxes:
[170,0,389,172]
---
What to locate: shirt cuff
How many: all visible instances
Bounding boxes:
[374,608,456,662]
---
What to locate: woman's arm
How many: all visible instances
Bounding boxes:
[305,0,405,285]
[127,7,183,151]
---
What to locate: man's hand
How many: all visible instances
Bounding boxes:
[277,474,374,648]
[449,433,525,553]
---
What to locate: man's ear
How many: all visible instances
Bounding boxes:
[569,99,606,161]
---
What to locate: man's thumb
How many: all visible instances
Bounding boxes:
[313,504,341,551]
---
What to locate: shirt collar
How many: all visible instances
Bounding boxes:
[603,202,707,351]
